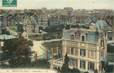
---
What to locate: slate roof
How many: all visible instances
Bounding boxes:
[96,20,111,31]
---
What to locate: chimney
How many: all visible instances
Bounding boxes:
[0,15,2,34]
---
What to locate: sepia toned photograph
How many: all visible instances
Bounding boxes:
[0,0,114,73]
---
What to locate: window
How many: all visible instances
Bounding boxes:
[80,60,86,69]
[58,48,62,58]
[71,34,74,40]
[108,32,112,40]
[71,47,74,55]
[53,48,57,56]
[88,50,96,59]
[109,37,112,40]
[75,48,78,56]
[88,62,95,70]
[70,47,78,56]
[82,35,85,41]
[80,49,86,57]
[82,36,85,41]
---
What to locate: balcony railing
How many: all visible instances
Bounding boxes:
[53,58,63,67]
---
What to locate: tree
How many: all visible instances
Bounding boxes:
[94,69,98,73]
[84,71,89,73]
[65,25,70,29]
[71,68,80,73]
[60,54,81,73]
[2,28,10,35]
[61,54,69,73]
[17,24,24,33]
[1,36,33,66]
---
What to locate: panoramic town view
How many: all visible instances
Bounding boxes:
[0,8,114,73]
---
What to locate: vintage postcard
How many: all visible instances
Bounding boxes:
[0,0,114,73]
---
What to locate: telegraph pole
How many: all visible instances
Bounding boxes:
[112,15,114,40]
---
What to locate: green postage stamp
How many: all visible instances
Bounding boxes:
[2,0,17,7]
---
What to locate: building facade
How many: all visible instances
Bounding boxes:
[107,41,114,73]
[50,20,111,73]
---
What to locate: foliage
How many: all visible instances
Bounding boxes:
[1,37,33,65]
[17,24,24,33]
[2,29,10,35]
[61,54,69,73]
[84,71,89,73]
[65,25,70,29]
[60,54,80,73]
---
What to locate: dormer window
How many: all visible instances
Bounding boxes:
[82,35,85,41]
[81,34,86,42]
[71,34,74,40]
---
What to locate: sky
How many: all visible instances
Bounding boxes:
[0,0,114,9]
